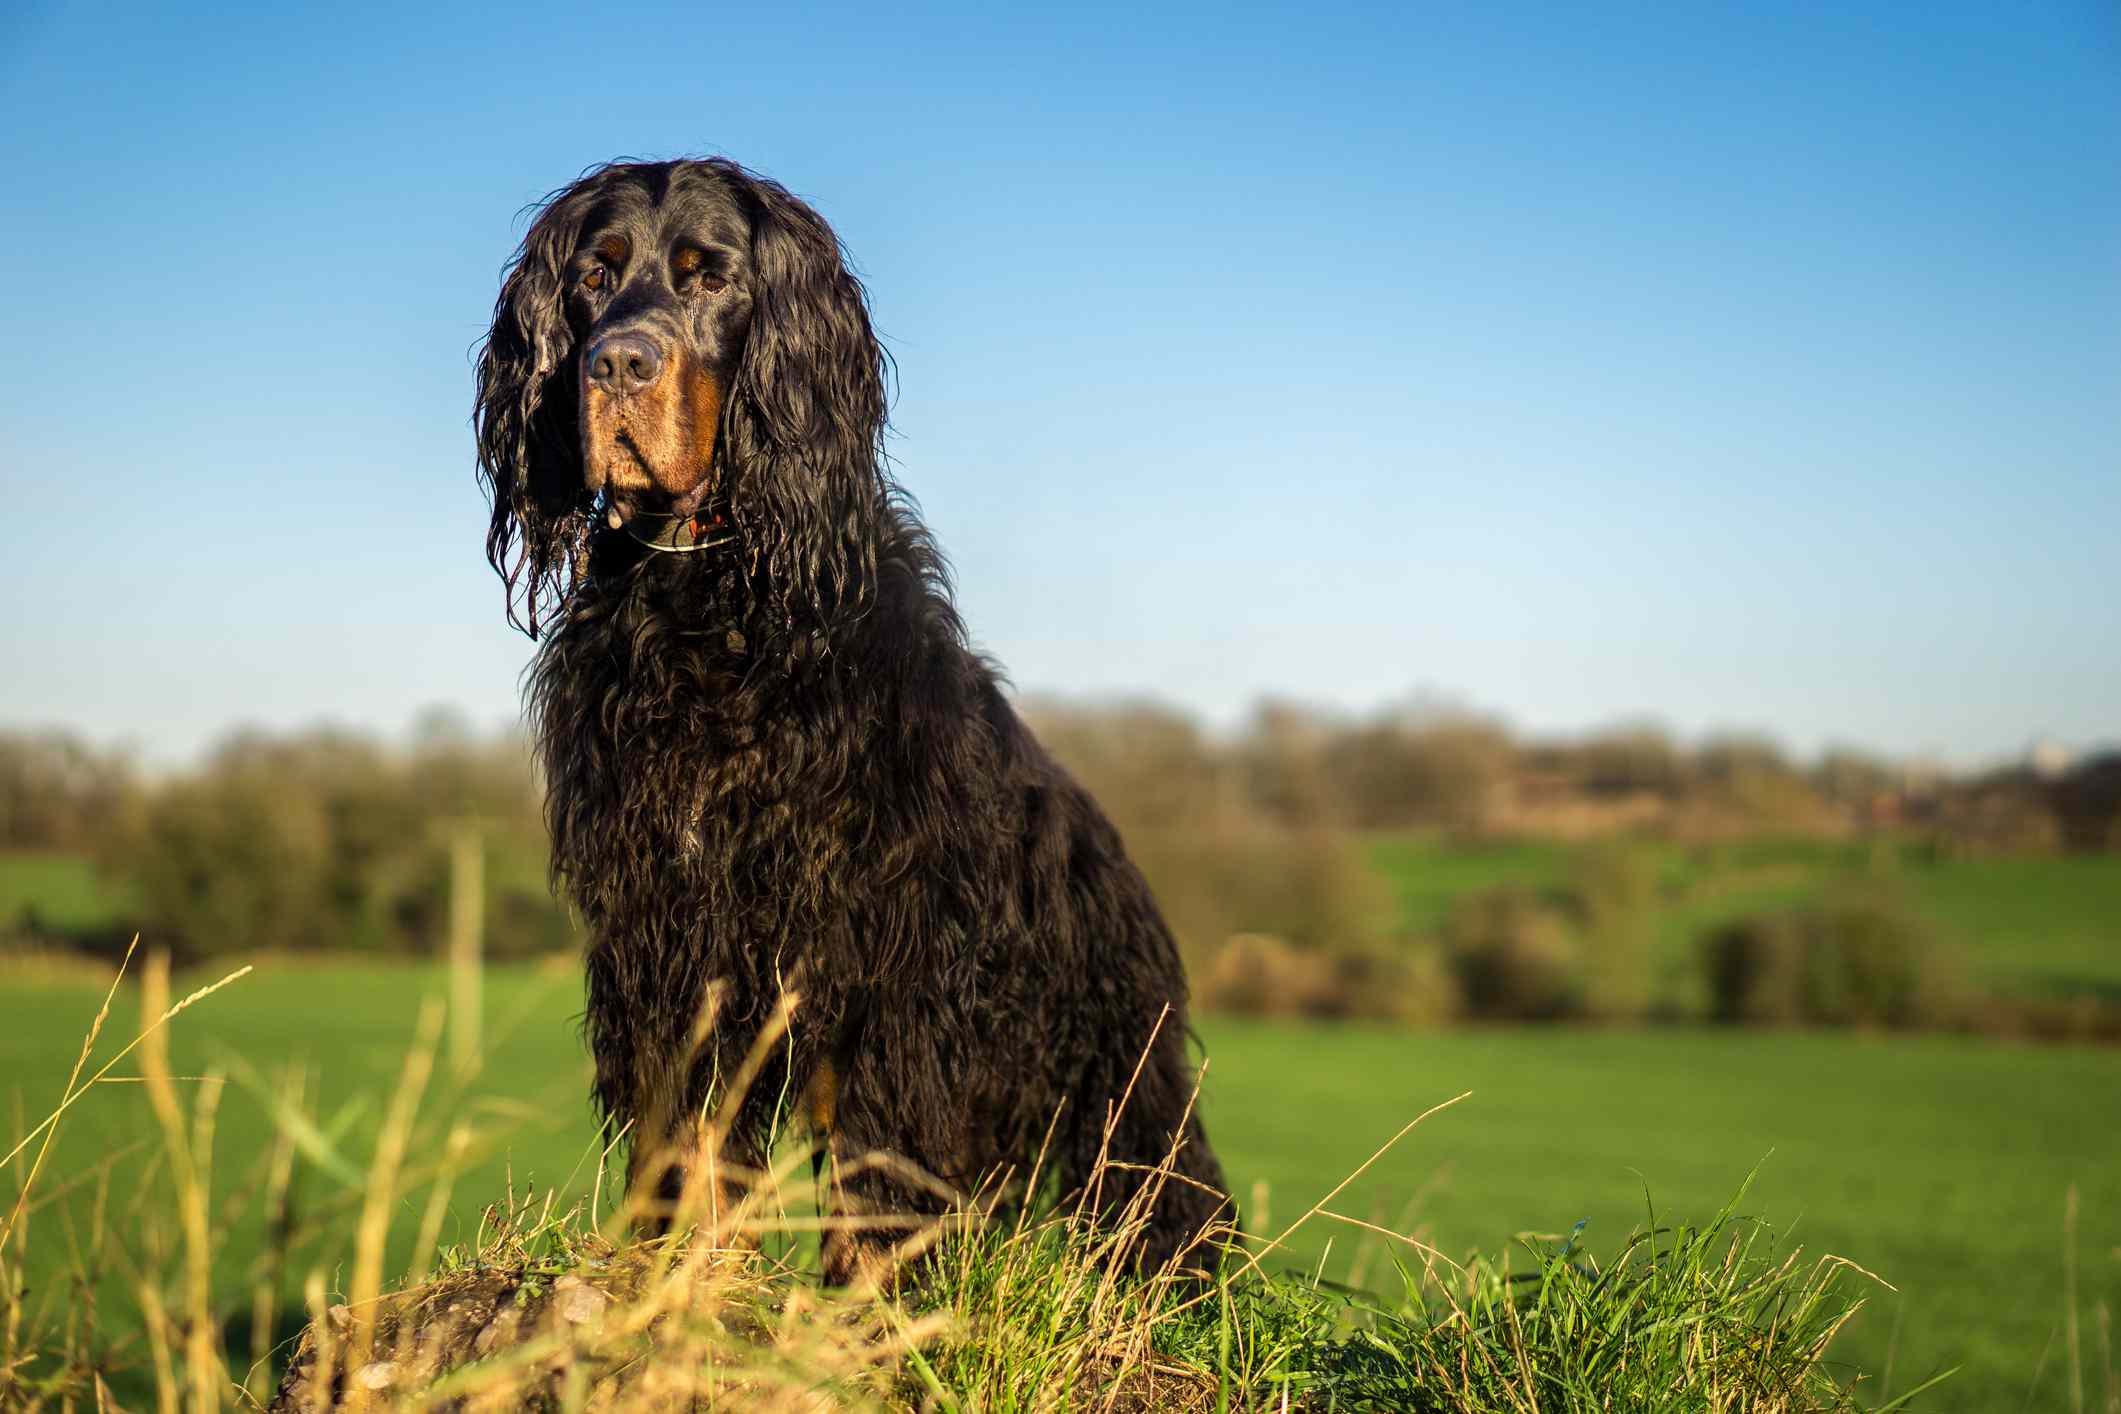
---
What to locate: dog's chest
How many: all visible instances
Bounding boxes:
[536,610,873,922]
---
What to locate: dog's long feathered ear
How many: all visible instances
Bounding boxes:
[717,164,890,634]
[475,184,597,637]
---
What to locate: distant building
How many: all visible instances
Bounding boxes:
[2029,739,2074,780]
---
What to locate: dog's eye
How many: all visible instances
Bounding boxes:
[672,246,728,296]
[579,267,608,293]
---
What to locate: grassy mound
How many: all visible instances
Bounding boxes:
[0,949,1925,1411]
[240,1183,1915,1411]
[245,1175,1909,1412]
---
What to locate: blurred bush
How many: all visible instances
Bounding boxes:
[2048,752,2121,853]
[1317,708,1515,833]
[1567,722,1686,800]
[1196,932,1460,1024]
[1812,748,1899,813]
[1197,933,1345,1018]
[1563,843,1659,1019]
[119,761,337,955]
[1441,887,1583,1020]
[1027,697,1448,1023]
[0,730,141,851]
[1024,699,1392,969]
[1699,887,1959,1028]
[94,713,570,959]
[1420,843,1665,1023]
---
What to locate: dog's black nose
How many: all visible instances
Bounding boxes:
[586,332,664,395]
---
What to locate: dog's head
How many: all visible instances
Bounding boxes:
[476,159,889,635]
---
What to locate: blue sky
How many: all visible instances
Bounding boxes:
[1,0,2113,766]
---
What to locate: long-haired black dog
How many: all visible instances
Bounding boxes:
[474,158,1230,1279]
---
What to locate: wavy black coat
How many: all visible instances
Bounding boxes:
[474,159,1230,1271]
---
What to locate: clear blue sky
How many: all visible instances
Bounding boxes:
[1,0,2114,767]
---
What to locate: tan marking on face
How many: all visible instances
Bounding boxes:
[582,343,722,504]
[678,360,723,497]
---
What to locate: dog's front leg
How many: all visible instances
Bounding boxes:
[624,1092,763,1244]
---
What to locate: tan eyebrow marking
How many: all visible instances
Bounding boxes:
[672,245,705,276]
[593,234,631,265]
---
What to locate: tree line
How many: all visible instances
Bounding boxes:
[2,700,2115,976]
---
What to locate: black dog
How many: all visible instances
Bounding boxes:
[475,158,1230,1278]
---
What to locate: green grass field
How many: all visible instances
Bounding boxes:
[4,960,2115,1411]
[0,851,133,934]
[1367,834,2121,1003]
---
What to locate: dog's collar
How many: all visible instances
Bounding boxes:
[623,511,737,555]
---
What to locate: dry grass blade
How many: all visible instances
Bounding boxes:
[341,997,445,1394]
[139,951,229,1412]
[0,936,139,1255]
[0,955,254,1181]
